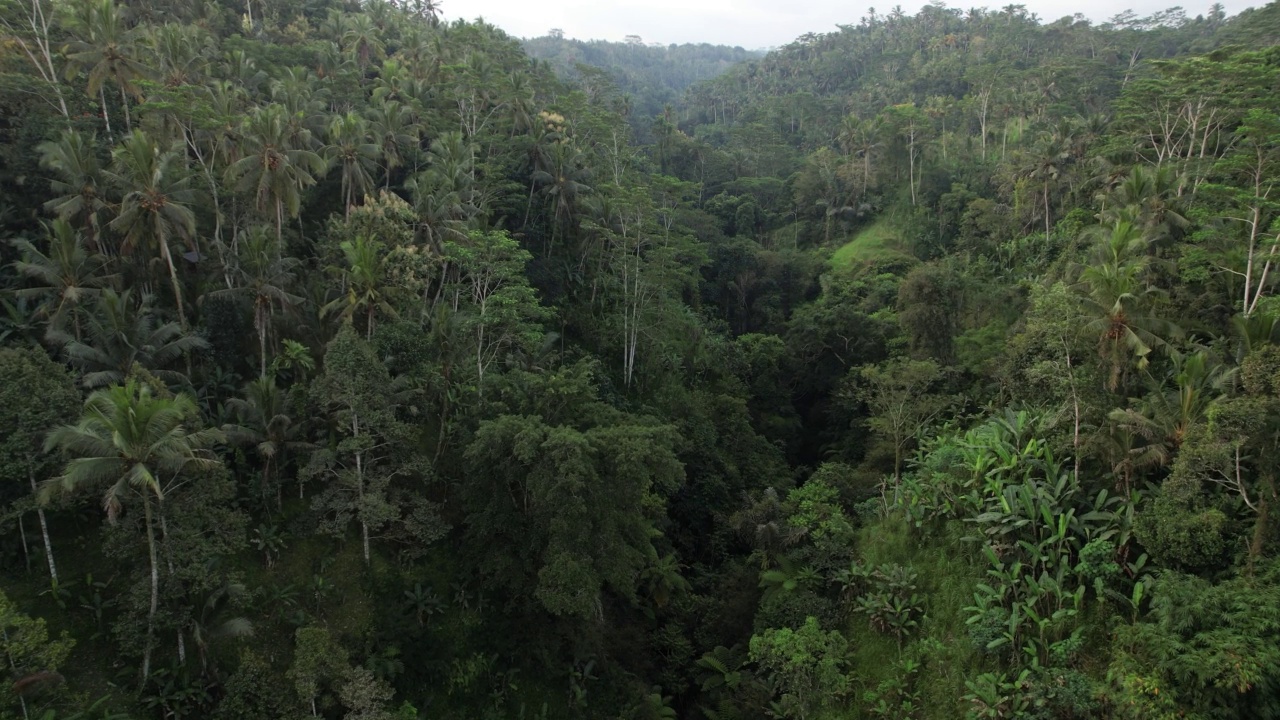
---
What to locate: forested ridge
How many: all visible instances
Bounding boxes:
[1,0,1279,717]
[520,35,759,142]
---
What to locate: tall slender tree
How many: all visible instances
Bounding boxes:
[44,380,222,682]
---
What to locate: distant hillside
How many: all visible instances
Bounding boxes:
[522,35,760,137]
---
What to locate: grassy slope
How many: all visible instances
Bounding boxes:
[844,517,985,719]
[828,220,913,270]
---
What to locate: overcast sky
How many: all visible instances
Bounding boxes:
[445,0,1265,49]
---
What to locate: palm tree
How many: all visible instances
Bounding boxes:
[103,130,198,328]
[37,130,109,251]
[531,139,592,244]
[43,380,222,682]
[187,578,253,680]
[52,288,208,388]
[205,227,303,378]
[324,112,378,218]
[62,0,149,134]
[321,236,396,339]
[140,22,212,89]
[1109,349,1232,469]
[367,99,420,189]
[340,14,385,69]
[9,219,109,339]
[837,114,882,197]
[223,376,308,506]
[1073,221,1179,391]
[1020,133,1071,237]
[226,105,328,242]
[1099,166,1190,246]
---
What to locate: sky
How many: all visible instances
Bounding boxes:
[445,0,1267,49]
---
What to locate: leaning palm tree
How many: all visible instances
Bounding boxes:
[226,105,328,243]
[43,380,223,682]
[10,219,110,339]
[103,130,198,328]
[52,288,208,388]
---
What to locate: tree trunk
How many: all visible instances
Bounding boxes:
[120,85,132,131]
[142,498,159,682]
[159,235,188,329]
[353,413,370,564]
[1044,181,1051,237]
[257,302,268,379]
[29,469,56,585]
[17,513,30,572]
[1249,472,1275,571]
[100,87,114,141]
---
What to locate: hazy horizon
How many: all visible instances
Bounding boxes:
[445,0,1266,49]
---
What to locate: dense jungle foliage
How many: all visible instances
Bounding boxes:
[1,0,1280,717]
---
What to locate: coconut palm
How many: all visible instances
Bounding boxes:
[1020,133,1071,237]
[223,376,308,506]
[103,130,198,328]
[323,112,378,218]
[321,235,397,339]
[9,219,110,339]
[225,105,327,242]
[340,14,385,69]
[43,380,222,681]
[367,99,420,189]
[37,130,109,251]
[205,227,303,379]
[62,0,149,133]
[187,578,253,680]
[52,288,208,389]
[1073,221,1180,391]
[1099,166,1190,246]
[1109,349,1233,469]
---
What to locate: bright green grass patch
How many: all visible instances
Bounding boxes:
[829,220,911,269]
[844,517,986,719]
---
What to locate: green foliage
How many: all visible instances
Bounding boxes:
[0,589,74,716]
[748,617,850,720]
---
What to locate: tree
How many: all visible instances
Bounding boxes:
[321,235,397,340]
[223,376,307,507]
[44,379,222,681]
[52,288,208,388]
[324,112,378,218]
[1073,221,1178,391]
[444,230,546,395]
[0,0,72,120]
[226,105,328,242]
[748,617,850,720]
[307,325,404,564]
[0,348,80,586]
[850,358,955,499]
[104,129,198,328]
[0,589,74,719]
[366,99,419,190]
[9,219,108,339]
[462,387,683,620]
[205,226,303,378]
[37,130,109,250]
[62,0,148,134]
[1020,133,1071,238]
